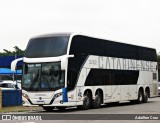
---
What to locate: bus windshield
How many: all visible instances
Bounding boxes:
[22,62,65,91]
[25,36,69,58]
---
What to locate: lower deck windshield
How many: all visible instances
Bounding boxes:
[22,62,65,91]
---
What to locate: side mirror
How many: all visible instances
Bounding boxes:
[11,58,23,72]
[61,57,67,70]
[61,55,74,70]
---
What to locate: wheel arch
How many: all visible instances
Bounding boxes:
[95,88,104,104]
[145,86,150,98]
[139,86,144,94]
[83,89,93,98]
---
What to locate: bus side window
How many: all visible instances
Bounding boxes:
[105,74,109,85]
[153,73,157,80]
[111,73,115,85]
[67,70,77,91]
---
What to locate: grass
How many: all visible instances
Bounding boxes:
[0,106,42,113]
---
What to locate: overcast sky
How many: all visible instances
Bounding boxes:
[0,0,160,53]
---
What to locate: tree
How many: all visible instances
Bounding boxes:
[13,46,24,56]
[3,49,12,56]
[0,46,25,56]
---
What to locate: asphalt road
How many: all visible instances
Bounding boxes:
[2,96,160,123]
[32,96,160,114]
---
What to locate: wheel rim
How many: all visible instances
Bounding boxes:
[96,95,101,104]
[145,92,148,101]
[139,91,143,102]
[84,96,89,105]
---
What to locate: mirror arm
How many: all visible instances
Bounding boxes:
[11,58,23,72]
[61,55,74,70]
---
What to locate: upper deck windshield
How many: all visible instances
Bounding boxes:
[22,62,65,91]
[25,36,69,58]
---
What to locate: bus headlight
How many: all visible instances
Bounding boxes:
[22,93,29,100]
[53,92,63,100]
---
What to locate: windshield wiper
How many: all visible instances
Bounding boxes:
[29,69,40,90]
[41,71,52,90]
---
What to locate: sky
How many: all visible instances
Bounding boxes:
[0,0,160,53]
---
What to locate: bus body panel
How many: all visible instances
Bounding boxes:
[120,85,129,101]
[128,85,138,100]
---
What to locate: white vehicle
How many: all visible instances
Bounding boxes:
[11,33,158,111]
[0,81,21,90]
[0,74,21,90]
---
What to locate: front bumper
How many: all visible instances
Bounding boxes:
[22,96,83,107]
[23,99,83,107]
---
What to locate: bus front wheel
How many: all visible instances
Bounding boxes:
[79,91,91,110]
[42,106,54,112]
[56,107,66,111]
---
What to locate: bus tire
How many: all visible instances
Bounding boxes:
[57,107,66,111]
[143,91,149,103]
[42,106,54,112]
[136,89,144,104]
[92,91,102,109]
[79,91,91,110]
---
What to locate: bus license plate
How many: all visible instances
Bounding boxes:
[36,100,45,104]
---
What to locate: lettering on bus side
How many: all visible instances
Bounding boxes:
[98,56,156,72]
[89,60,97,65]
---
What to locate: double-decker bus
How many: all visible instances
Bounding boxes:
[11,33,158,111]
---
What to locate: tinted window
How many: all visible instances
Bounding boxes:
[69,35,157,61]
[67,70,78,91]
[22,62,65,91]
[153,73,157,80]
[0,84,8,87]
[25,36,69,58]
[85,69,139,86]
[70,36,104,56]
[0,75,12,81]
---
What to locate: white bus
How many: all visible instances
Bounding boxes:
[11,33,158,111]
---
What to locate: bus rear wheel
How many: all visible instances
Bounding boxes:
[42,106,54,112]
[92,91,102,109]
[133,89,144,104]
[143,91,149,103]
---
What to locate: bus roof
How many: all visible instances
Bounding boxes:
[30,32,156,51]
[31,33,72,39]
